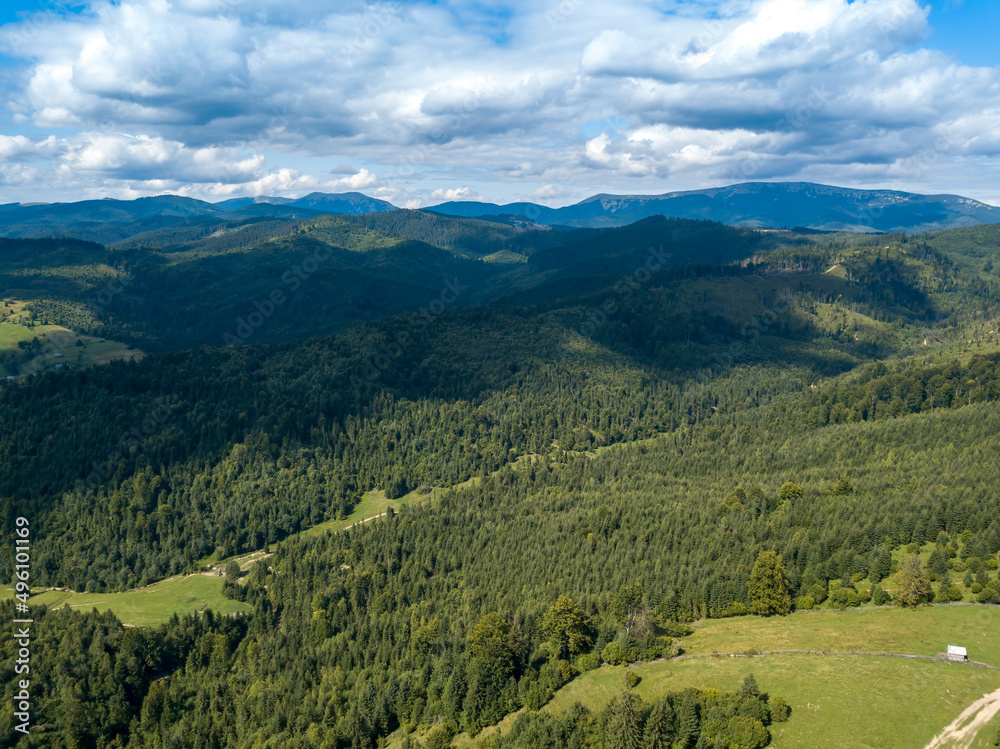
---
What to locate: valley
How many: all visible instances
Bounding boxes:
[1,198,1000,748]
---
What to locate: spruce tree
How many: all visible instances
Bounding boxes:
[676,690,699,748]
[642,698,675,749]
[739,673,760,700]
[605,688,643,749]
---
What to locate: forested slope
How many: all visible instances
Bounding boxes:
[2,218,1000,748]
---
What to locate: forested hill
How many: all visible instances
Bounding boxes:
[3,222,1000,589]
[2,218,1000,747]
[1,215,777,354]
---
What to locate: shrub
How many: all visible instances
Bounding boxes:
[871,585,890,606]
[623,670,640,688]
[977,588,1000,605]
[795,595,815,610]
[423,722,456,749]
[658,621,694,638]
[768,695,791,723]
[971,583,983,595]
[574,651,601,673]
[858,587,872,604]
[720,715,769,749]
[830,587,860,608]
[947,585,965,602]
[601,641,627,666]
[810,583,829,604]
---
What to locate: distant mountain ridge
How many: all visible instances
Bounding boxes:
[1,183,998,237]
[429,182,1000,233]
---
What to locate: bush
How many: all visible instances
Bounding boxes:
[601,641,627,666]
[423,722,456,749]
[658,621,694,638]
[971,583,983,595]
[810,583,828,604]
[623,670,640,688]
[795,595,815,610]
[858,587,872,604]
[768,695,791,723]
[574,651,601,673]
[720,715,769,749]
[947,585,965,602]
[871,585,890,606]
[977,587,1000,605]
[737,697,769,724]
[830,587,860,608]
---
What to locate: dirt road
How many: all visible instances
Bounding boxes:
[923,686,1000,749]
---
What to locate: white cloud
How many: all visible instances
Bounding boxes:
[430,186,480,201]
[0,0,998,204]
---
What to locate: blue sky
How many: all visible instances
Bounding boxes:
[0,0,998,206]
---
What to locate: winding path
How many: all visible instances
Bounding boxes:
[923,686,1000,749]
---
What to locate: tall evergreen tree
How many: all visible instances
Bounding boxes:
[642,698,675,749]
[676,690,699,748]
[605,689,643,749]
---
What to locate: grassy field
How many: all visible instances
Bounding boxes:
[1,300,143,375]
[297,487,435,538]
[1,573,249,627]
[402,607,1000,749]
[544,655,999,749]
[682,605,1000,666]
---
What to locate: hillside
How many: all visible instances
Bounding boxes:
[2,214,1000,748]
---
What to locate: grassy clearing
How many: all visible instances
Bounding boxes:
[548,655,999,749]
[409,656,1000,749]
[0,300,142,375]
[298,488,434,538]
[416,607,1000,749]
[4,573,249,628]
[683,606,1000,666]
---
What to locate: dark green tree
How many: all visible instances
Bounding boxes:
[605,688,643,749]
[642,698,675,749]
[676,690,699,748]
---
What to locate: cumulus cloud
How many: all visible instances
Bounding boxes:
[0,0,998,204]
[430,186,481,201]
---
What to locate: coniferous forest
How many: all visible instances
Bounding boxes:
[2,211,1000,748]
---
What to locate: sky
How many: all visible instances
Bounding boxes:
[0,0,998,207]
